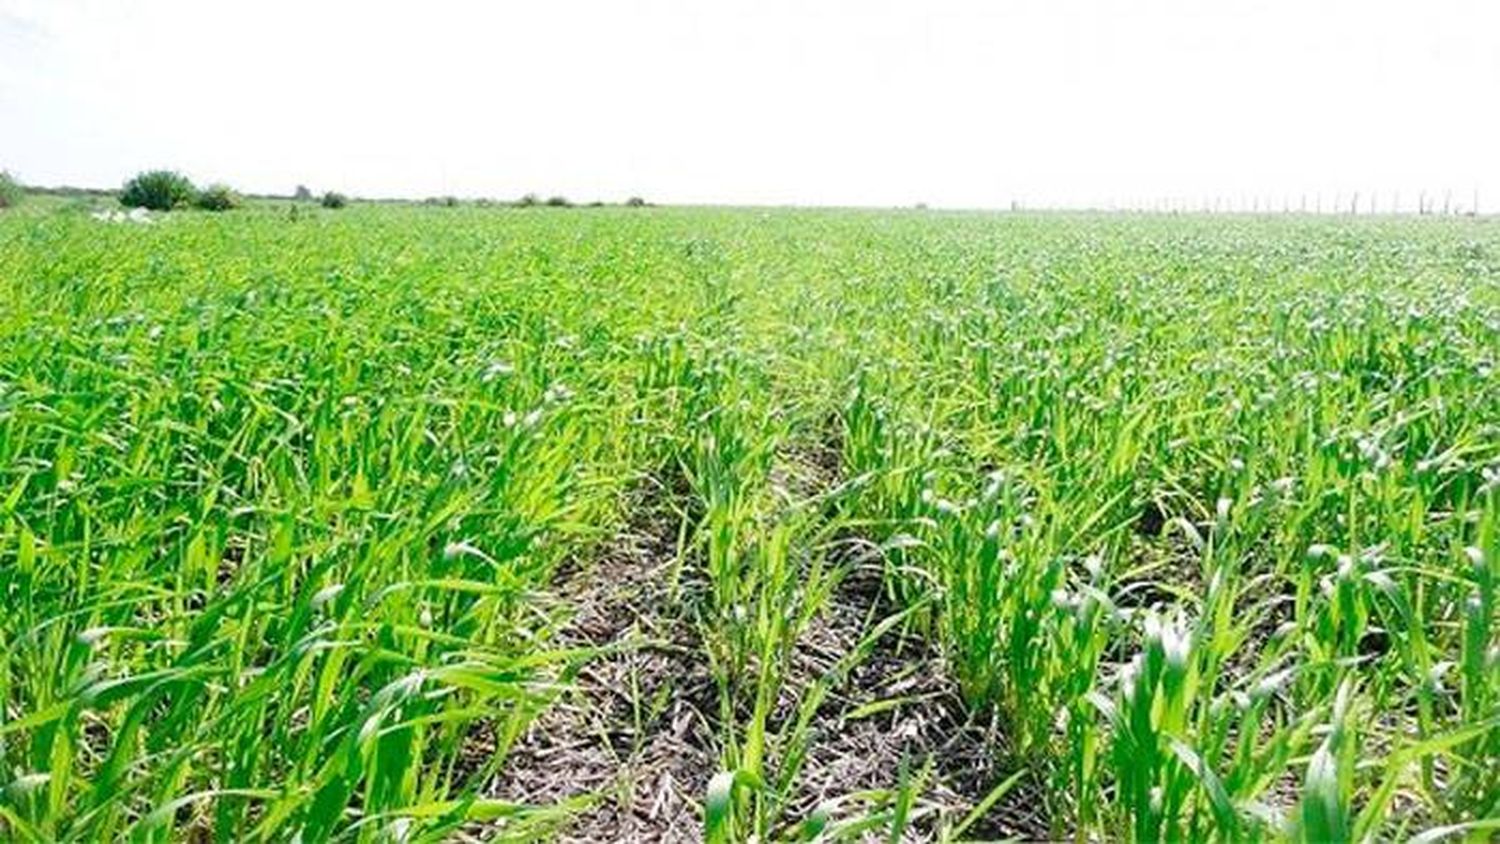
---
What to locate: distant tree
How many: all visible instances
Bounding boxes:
[194,183,243,211]
[293,184,313,201]
[516,193,539,207]
[544,195,570,207]
[121,170,196,211]
[321,191,348,209]
[625,196,647,207]
[0,171,23,209]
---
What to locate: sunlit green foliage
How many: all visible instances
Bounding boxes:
[120,170,196,211]
[0,171,23,209]
[0,206,1496,840]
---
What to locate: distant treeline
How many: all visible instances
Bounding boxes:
[23,181,652,210]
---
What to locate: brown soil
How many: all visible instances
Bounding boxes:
[476,506,715,842]
[773,564,1053,841]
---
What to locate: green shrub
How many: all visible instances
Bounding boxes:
[625,196,647,207]
[0,171,24,209]
[321,191,348,209]
[194,184,242,212]
[121,170,196,211]
[516,193,539,208]
[544,195,570,207]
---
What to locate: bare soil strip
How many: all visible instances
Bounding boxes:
[481,505,715,842]
[777,562,1052,841]
[769,441,1052,841]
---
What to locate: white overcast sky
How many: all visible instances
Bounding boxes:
[2,0,1497,210]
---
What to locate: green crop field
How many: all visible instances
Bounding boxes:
[0,203,1497,841]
